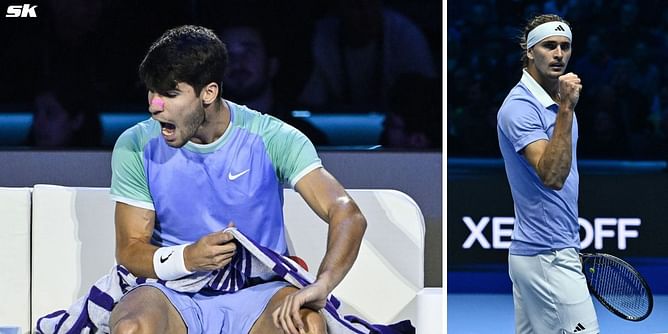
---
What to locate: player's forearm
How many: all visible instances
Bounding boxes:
[116,240,160,278]
[537,107,574,189]
[315,206,367,293]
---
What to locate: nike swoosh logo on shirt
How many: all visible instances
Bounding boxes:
[228,169,250,180]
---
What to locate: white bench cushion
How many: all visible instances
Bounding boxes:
[0,187,32,331]
[31,185,116,324]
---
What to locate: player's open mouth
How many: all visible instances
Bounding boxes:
[160,122,176,139]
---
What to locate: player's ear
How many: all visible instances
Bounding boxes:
[200,82,219,105]
[527,47,534,60]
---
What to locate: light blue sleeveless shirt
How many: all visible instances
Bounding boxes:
[110,101,322,255]
[497,70,580,255]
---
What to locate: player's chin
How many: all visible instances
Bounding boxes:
[544,70,564,80]
[548,66,566,76]
[164,136,188,148]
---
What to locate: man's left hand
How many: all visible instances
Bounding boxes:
[272,281,329,334]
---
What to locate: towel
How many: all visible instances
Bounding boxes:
[36,227,414,334]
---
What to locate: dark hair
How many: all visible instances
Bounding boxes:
[139,25,228,98]
[519,14,571,67]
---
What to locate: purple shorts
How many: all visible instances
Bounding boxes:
[134,280,290,334]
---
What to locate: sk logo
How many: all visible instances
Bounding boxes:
[5,4,38,18]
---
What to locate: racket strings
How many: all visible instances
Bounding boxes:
[588,257,650,318]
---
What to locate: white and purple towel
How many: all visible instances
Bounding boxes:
[36,228,414,334]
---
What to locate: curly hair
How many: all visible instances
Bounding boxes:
[139,25,228,98]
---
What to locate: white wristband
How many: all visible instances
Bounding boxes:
[153,244,193,280]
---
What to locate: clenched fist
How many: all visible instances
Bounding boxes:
[558,72,582,110]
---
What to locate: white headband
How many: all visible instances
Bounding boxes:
[527,21,572,48]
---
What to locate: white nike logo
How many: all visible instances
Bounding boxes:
[228,169,250,180]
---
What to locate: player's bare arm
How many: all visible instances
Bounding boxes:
[114,202,160,278]
[115,202,236,278]
[272,167,367,333]
[523,72,582,190]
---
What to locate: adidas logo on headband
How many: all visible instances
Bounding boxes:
[527,21,572,48]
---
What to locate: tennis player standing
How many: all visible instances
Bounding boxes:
[497,14,599,333]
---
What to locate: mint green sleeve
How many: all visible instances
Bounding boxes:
[264,118,322,188]
[110,125,154,210]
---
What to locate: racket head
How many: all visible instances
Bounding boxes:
[581,253,653,321]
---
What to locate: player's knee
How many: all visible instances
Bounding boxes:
[301,308,327,334]
[110,316,145,334]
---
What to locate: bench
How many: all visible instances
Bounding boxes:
[0,185,442,333]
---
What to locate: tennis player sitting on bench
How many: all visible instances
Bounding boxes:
[108,25,366,334]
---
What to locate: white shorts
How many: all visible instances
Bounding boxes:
[509,248,599,334]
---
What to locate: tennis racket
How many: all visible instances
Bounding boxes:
[580,253,653,321]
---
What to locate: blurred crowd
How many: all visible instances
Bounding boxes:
[448,0,668,160]
[0,0,441,150]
